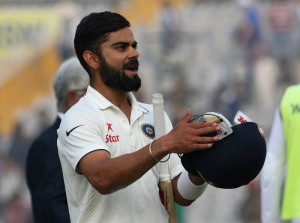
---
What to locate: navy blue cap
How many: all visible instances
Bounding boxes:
[181,122,266,189]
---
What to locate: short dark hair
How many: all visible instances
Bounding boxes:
[74,11,130,75]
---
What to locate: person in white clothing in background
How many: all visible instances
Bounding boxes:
[261,84,300,223]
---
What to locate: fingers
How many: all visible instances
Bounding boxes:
[178,109,193,123]
[169,116,222,154]
[170,134,217,154]
[180,135,218,153]
[192,123,221,136]
[190,142,214,150]
[191,135,219,145]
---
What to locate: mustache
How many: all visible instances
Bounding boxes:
[123,58,139,69]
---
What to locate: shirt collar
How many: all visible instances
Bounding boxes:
[58,112,64,119]
[86,86,111,109]
[85,86,148,114]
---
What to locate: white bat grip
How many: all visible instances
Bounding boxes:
[152,93,177,223]
[152,93,166,139]
[152,93,170,177]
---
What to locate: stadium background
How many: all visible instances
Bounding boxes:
[1,0,300,222]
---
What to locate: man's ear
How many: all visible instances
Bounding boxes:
[83,51,100,70]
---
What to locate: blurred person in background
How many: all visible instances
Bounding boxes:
[267,0,297,85]
[0,155,29,223]
[25,57,90,223]
[234,0,263,100]
[2,194,32,223]
[261,84,300,223]
[251,43,281,136]
[160,0,182,56]
[8,116,38,171]
[235,0,263,66]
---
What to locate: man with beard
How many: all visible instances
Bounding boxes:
[57,11,220,223]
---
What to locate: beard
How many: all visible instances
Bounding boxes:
[98,55,141,92]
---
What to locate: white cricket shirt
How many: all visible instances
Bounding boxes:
[57,86,183,223]
[260,109,285,223]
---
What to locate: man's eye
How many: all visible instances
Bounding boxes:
[116,46,126,51]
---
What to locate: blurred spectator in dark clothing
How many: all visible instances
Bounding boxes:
[234,0,263,99]
[25,57,89,223]
[160,0,182,55]
[236,0,263,65]
[8,116,37,170]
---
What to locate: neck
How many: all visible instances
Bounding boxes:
[113,92,132,122]
[112,91,131,110]
[93,84,132,118]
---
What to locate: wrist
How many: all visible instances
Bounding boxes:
[177,169,208,201]
[162,135,172,153]
[148,139,170,163]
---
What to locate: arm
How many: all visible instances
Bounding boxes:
[260,108,286,223]
[78,110,220,195]
[172,172,207,206]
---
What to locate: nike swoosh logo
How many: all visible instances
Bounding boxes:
[66,125,84,136]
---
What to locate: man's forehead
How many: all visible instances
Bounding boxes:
[106,27,136,43]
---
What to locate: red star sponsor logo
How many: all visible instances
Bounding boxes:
[105,123,119,143]
[107,123,113,132]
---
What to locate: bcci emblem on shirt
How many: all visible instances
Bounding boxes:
[141,123,155,139]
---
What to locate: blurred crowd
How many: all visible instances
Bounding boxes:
[1,0,300,222]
